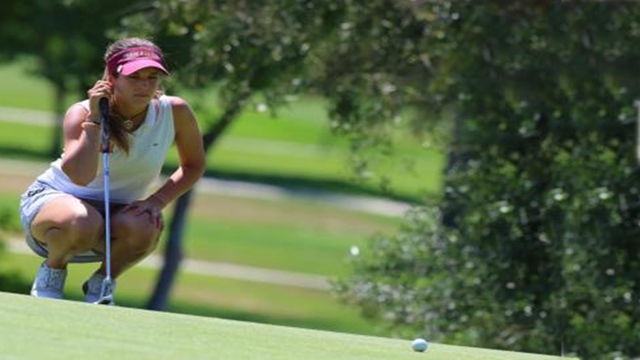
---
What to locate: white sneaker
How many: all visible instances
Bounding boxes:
[30,263,67,299]
[82,272,116,305]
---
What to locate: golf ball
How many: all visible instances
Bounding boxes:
[411,338,429,352]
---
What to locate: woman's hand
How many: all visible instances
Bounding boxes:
[120,198,164,230]
[87,80,113,122]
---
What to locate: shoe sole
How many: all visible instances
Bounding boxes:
[94,296,115,306]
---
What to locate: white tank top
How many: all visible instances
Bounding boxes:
[38,95,175,204]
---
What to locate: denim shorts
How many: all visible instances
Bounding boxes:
[19,181,104,263]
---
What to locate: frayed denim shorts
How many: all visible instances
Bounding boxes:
[19,180,103,263]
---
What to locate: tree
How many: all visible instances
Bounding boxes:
[334,1,640,359]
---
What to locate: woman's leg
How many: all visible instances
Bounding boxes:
[92,207,162,279]
[28,195,103,299]
[30,195,104,269]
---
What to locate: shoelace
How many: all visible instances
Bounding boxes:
[85,280,100,296]
[43,269,66,290]
[84,275,109,296]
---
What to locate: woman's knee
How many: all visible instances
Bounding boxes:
[32,200,103,252]
[112,213,161,252]
[114,232,160,255]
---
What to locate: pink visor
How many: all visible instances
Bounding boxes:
[106,46,169,76]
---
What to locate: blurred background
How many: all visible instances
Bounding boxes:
[1,1,640,359]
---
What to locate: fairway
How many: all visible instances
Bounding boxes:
[0,292,574,360]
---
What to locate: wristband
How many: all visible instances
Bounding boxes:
[81,121,101,130]
[84,117,102,126]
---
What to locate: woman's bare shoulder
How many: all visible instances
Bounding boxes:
[162,95,189,108]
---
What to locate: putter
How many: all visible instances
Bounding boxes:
[97,97,115,305]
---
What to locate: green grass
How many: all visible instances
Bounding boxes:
[0,60,52,111]
[182,192,399,276]
[1,252,373,334]
[0,291,574,360]
[0,122,52,159]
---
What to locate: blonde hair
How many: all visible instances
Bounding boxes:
[102,38,166,154]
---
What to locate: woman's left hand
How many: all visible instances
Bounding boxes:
[121,198,164,230]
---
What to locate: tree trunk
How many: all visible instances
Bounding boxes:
[146,90,251,311]
[146,188,193,310]
[441,111,465,228]
[49,84,65,158]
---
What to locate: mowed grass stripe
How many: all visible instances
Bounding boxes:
[0,291,574,360]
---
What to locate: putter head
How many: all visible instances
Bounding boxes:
[96,277,115,306]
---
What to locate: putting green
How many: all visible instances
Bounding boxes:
[0,292,575,360]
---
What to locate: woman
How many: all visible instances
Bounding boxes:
[19,37,206,304]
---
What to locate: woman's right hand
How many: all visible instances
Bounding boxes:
[86,80,113,122]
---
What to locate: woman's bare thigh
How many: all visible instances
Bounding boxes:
[30,195,102,245]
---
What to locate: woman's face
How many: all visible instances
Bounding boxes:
[112,67,162,106]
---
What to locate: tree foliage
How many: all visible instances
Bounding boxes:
[309,0,438,185]
[335,2,640,359]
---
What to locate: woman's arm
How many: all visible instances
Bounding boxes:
[60,104,102,185]
[147,96,206,209]
[61,80,112,185]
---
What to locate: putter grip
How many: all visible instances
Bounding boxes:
[99,98,110,154]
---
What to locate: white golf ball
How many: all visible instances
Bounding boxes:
[411,338,429,352]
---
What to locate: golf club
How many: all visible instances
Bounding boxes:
[97,97,115,305]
